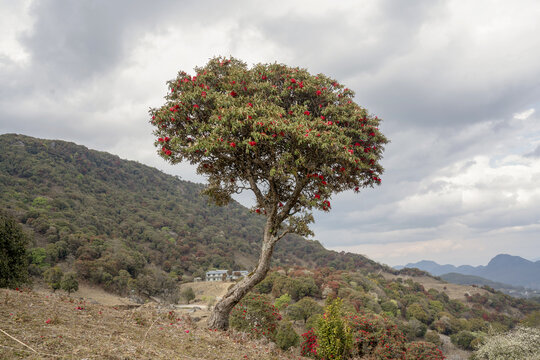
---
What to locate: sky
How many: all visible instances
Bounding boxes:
[1,0,539,267]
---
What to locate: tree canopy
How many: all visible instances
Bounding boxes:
[150,57,388,237]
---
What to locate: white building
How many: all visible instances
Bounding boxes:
[206,270,249,282]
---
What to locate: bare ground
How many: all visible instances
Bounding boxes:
[0,288,307,360]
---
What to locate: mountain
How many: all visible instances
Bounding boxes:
[398,254,540,290]
[0,133,385,296]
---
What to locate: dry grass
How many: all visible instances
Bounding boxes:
[0,288,308,360]
[382,273,489,301]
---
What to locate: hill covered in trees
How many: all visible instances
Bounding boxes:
[0,133,384,296]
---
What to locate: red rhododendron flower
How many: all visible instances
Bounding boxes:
[249,141,257,146]
[320,116,325,120]
[230,91,238,97]
[247,103,253,107]
[230,142,236,147]
[201,91,207,97]
[164,137,170,142]
[158,138,164,142]
[314,194,321,199]
[290,78,296,83]
[316,90,322,96]
[193,104,199,108]
[304,111,310,115]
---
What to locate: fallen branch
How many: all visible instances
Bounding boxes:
[0,328,38,353]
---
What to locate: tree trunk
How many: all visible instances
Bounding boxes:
[207,221,278,330]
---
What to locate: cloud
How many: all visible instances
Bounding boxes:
[1,0,540,265]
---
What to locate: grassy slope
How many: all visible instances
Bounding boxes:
[0,288,306,360]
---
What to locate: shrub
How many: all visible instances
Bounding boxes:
[61,272,79,294]
[274,293,292,310]
[473,326,540,360]
[229,293,281,340]
[288,297,323,324]
[349,312,406,358]
[276,322,299,350]
[300,328,318,358]
[450,330,477,350]
[316,298,353,360]
[404,341,445,360]
[424,330,442,346]
[180,286,195,304]
[44,266,63,292]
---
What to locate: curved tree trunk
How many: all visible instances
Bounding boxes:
[207,221,278,330]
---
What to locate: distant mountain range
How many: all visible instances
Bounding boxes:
[396,254,540,290]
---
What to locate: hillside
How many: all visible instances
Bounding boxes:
[398,254,540,290]
[439,273,540,299]
[0,133,385,296]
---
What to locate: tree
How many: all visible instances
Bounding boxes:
[181,286,196,304]
[288,297,323,324]
[150,57,388,329]
[0,210,29,288]
[61,272,79,294]
[44,266,64,292]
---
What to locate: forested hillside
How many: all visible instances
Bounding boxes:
[0,134,384,296]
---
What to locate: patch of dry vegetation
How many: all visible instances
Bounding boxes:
[0,288,307,359]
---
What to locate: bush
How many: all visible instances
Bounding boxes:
[450,330,477,350]
[180,287,195,304]
[300,328,318,358]
[0,210,29,288]
[349,312,407,359]
[316,298,353,360]
[229,293,281,340]
[288,297,323,324]
[276,322,299,350]
[473,326,540,360]
[424,330,442,346]
[404,341,445,360]
[44,266,63,292]
[61,272,79,294]
[274,293,292,310]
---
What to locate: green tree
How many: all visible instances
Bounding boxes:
[181,286,196,304]
[0,210,29,288]
[274,293,292,310]
[276,321,300,350]
[288,297,323,324]
[44,266,64,292]
[316,298,353,360]
[61,272,79,294]
[150,57,388,330]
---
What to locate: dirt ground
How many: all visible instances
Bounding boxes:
[0,287,307,360]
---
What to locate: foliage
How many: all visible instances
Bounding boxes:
[300,328,318,358]
[275,321,299,350]
[274,293,292,310]
[181,287,195,304]
[404,341,445,360]
[0,210,28,288]
[450,330,477,350]
[288,297,323,324]
[61,272,79,294]
[229,293,281,340]
[43,266,63,292]
[315,298,353,360]
[473,326,540,360]
[149,57,388,237]
[424,330,442,346]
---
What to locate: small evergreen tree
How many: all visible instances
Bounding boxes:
[61,272,79,294]
[316,298,353,360]
[276,321,300,350]
[0,210,28,288]
[44,266,64,292]
[181,286,196,304]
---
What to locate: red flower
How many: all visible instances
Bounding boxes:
[164,137,170,142]
[261,75,267,80]
[320,116,325,120]
[201,91,207,97]
[230,91,238,97]
[290,78,296,83]
[193,104,199,108]
[45,319,51,324]
[316,90,322,96]
[314,194,321,199]
[158,138,164,142]
[304,111,310,115]
[321,181,327,185]
[249,141,257,146]
[230,142,236,147]
[247,103,253,107]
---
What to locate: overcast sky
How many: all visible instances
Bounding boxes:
[2,0,539,266]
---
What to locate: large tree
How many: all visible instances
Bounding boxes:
[0,210,29,288]
[149,57,388,329]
